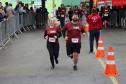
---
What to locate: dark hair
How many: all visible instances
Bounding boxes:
[5,2,8,6]
[92,8,97,13]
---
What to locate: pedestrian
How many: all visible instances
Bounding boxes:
[59,4,66,28]
[87,8,102,53]
[44,18,61,69]
[63,15,86,71]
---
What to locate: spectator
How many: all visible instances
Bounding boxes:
[6,3,15,18]
[4,2,9,13]
[24,4,29,13]
[15,2,26,14]
[0,9,5,22]
[0,2,3,9]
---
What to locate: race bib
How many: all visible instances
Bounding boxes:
[61,15,65,17]
[71,38,79,43]
[104,14,108,16]
[49,30,56,34]
[73,26,79,29]
[49,38,56,42]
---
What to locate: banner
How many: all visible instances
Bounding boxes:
[112,0,126,6]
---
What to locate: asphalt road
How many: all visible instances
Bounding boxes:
[0,28,125,84]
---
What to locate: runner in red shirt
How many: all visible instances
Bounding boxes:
[44,18,62,69]
[63,15,85,71]
[87,8,102,53]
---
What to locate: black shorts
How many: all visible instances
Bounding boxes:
[66,43,81,56]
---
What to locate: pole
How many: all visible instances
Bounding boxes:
[90,0,93,14]
[41,0,46,9]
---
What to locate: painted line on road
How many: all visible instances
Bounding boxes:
[94,48,119,84]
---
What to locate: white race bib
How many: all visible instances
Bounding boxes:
[104,14,108,16]
[49,38,56,42]
[71,38,79,43]
[50,30,56,34]
[73,26,79,29]
[61,15,65,17]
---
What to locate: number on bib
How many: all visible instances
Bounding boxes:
[49,38,56,42]
[71,38,79,43]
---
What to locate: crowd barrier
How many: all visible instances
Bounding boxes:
[0,12,35,48]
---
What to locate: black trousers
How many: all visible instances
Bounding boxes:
[89,30,100,52]
[47,42,59,66]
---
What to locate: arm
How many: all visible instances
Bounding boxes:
[57,27,62,38]
[44,29,48,39]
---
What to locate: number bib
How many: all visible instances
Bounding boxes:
[49,38,56,42]
[104,14,108,16]
[61,15,65,17]
[71,38,79,43]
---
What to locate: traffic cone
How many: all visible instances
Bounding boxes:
[104,46,118,77]
[96,36,105,58]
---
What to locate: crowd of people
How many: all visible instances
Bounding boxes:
[44,3,103,70]
[0,1,126,71]
[0,1,35,22]
[44,3,126,71]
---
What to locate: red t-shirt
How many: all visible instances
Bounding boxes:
[87,13,102,31]
[64,22,84,43]
[44,26,61,43]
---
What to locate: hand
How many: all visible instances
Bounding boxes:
[54,36,57,39]
[83,32,89,37]
[45,36,48,39]
[83,33,86,37]
[65,36,68,41]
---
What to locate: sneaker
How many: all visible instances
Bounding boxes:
[73,65,77,71]
[89,51,93,54]
[51,65,55,70]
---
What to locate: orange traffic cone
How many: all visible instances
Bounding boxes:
[104,46,118,77]
[96,36,105,58]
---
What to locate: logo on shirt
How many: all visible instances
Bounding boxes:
[73,26,79,29]
[91,16,98,23]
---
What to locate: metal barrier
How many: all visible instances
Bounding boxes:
[0,13,35,48]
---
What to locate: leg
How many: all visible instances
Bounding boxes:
[53,43,59,64]
[73,43,81,71]
[94,30,100,49]
[66,43,73,59]
[47,43,55,69]
[89,31,95,53]
[73,52,79,71]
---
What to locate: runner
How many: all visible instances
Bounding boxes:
[63,15,85,71]
[87,8,102,53]
[44,18,61,69]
